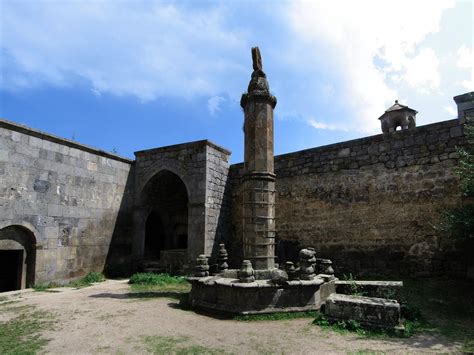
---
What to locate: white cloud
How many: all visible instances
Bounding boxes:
[207,95,225,115]
[0,2,248,101]
[287,0,454,133]
[0,0,468,136]
[308,118,344,131]
[443,105,457,117]
[460,79,474,90]
[456,45,474,90]
[402,48,440,93]
[457,45,473,69]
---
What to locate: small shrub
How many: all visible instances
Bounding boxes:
[33,284,52,292]
[462,340,474,354]
[82,272,105,284]
[402,320,421,338]
[380,288,397,300]
[33,282,60,292]
[438,117,474,239]
[312,312,330,327]
[129,273,187,286]
[313,311,420,338]
[342,273,365,296]
[401,302,421,321]
[68,272,106,288]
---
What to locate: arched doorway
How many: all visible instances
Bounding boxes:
[142,170,189,265]
[0,225,36,292]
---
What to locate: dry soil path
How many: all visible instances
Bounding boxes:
[3,281,461,354]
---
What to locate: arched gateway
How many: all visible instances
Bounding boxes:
[132,140,231,274]
[0,223,37,292]
[137,170,190,273]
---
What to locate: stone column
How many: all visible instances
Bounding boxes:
[240,47,277,270]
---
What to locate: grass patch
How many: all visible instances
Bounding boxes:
[33,283,60,292]
[401,278,474,347]
[312,311,419,338]
[128,273,190,301]
[68,272,105,288]
[129,273,187,286]
[142,335,227,354]
[0,305,56,354]
[318,277,474,349]
[234,310,319,321]
[33,272,106,291]
[129,273,190,297]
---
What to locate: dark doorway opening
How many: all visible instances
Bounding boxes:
[144,211,165,259]
[0,225,36,291]
[142,170,189,261]
[0,250,23,292]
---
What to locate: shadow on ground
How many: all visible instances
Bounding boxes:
[88,291,239,320]
[89,291,188,301]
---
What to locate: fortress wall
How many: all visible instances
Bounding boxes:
[230,119,471,277]
[0,119,133,285]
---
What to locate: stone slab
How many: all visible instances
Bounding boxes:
[335,280,403,300]
[324,293,401,329]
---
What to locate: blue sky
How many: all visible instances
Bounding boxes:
[0,0,472,163]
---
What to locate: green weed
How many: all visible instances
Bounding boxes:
[462,340,474,354]
[341,273,366,296]
[312,312,418,338]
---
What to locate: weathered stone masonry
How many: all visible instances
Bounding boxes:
[0,118,231,288]
[0,92,471,289]
[0,119,133,286]
[230,119,470,278]
[132,140,230,272]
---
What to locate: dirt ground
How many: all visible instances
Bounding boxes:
[0,280,463,354]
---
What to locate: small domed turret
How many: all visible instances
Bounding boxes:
[378,100,418,134]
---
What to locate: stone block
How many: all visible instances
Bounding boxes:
[324,294,401,329]
[335,280,403,300]
[11,131,24,142]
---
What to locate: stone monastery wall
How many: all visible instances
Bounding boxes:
[0,116,470,287]
[0,120,133,285]
[229,119,471,278]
